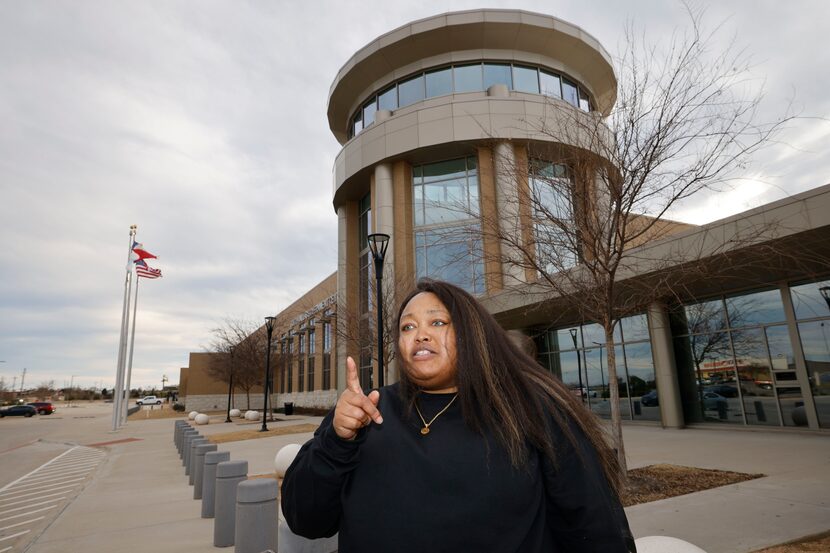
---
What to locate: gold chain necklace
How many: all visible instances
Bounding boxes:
[414,393,458,435]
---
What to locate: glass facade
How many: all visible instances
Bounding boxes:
[790,279,830,428]
[348,61,595,138]
[323,320,332,390]
[536,314,659,422]
[413,157,484,295]
[672,288,801,427]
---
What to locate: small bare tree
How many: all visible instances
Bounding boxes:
[478,6,794,472]
[208,318,269,410]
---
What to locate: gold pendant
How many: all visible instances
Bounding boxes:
[420,427,430,435]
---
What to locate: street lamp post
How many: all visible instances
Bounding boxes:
[225,346,235,423]
[367,233,390,389]
[820,286,830,311]
[569,328,584,402]
[260,316,276,432]
[593,341,606,397]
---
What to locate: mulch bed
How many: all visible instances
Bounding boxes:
[753,532,830,552]
[206,424,320,444]
[622,464,764,507]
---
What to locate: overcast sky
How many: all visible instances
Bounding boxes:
[1,1,828,391]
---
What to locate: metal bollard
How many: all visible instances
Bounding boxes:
[234,479,278,553]
[193,443,217,499]
[214,460,248,547]
[202,450,230,518]
[189,438,208,483]
[181,430,198,462]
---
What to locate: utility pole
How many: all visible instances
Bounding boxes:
[20,367,26,393]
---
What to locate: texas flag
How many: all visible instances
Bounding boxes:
[131,242,157,261]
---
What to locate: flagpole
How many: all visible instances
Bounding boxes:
[112,224,136,431]
[121,275,140,426]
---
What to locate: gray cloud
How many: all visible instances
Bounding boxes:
[1,0,827,388]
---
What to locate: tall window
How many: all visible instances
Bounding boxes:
[413,157,484,294]
[297,333,305,393]
[358,193,374,388]
[323,320,332,389]
[529,160,576,273]
[287,336,294,393]
[307,326,316,392]
[279,338,286,393]
[672,289,791,427]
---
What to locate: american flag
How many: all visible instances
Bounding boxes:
[134,259,162,279]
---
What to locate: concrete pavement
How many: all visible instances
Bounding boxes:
[10,409,830,553]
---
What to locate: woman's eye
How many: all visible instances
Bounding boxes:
[401,323,414,331]
[432,320,447,326]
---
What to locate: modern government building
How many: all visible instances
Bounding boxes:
[180,10,830,432]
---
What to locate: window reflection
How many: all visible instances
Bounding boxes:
[398,74,425,108]
[726,289,785,327]
[797,321,830,427]
[454,64,483,93]
[413,157,484,295]
[347,61,595,138]
[538,317,656,422]
[483,63,512,90]
[791,279,830,320]
[513,65,540,93]
[425,68,452,98]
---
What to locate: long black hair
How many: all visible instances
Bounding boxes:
[394,279,622,496]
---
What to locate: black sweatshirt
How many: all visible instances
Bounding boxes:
[281,384,634,552]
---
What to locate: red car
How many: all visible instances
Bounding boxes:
[28,402,55,415]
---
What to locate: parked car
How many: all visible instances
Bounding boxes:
[702,391,728,411]
[136,395,162,405]
[0,405,37,418]
[640,390,659,407]
[704,384,739,398]
[28,402,55,415]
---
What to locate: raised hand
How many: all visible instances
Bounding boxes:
[332,356,383,440]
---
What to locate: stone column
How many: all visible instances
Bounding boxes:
[336,204,349,395]
[374,162,397,385]
[648,302,684,428]
[493,141,526,285]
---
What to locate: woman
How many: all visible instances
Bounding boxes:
[282,279,635,552]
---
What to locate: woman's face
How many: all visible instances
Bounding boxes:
[397,291,458,392]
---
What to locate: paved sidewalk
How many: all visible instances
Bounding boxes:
[22,414,830,553]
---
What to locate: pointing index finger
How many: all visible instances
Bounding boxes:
[346,356,363,394]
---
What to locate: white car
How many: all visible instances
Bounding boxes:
[136,395,162,405]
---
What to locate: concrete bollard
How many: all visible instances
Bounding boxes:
[214,460,248,547]
[635,536,708,553]
[202,450,230,518]
[181,429,198,462]
[194,443,217,499]
[174,420,187,448]
[189,438,209,483]
[182,431,200,468]
[234,479,278,553]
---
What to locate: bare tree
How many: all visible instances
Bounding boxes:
[478,7,794,472]
[208,318,269,410]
